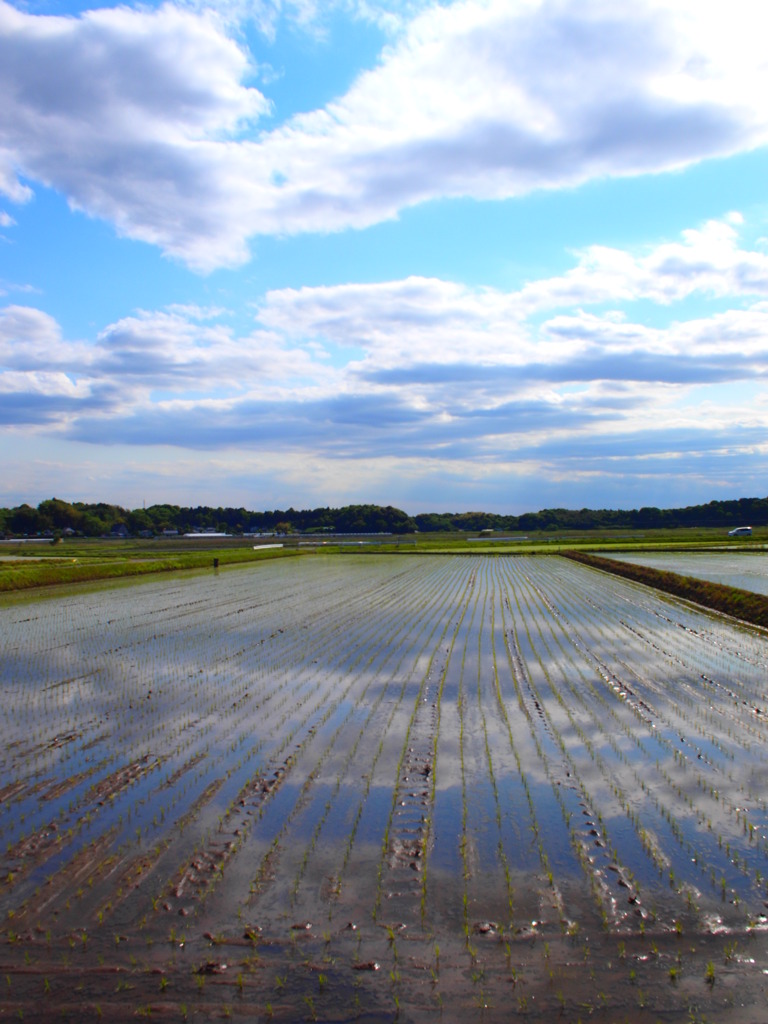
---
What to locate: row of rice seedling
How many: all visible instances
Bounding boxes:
[451,562,520,1000]
[140,561,456,929]
[516,564,689,901]
[524,556,768,927]
[370,561,477,926]
[2,553,767,1021]
[189,557,477,1017]
[325,559,470,929]
[141,557,457,934]
[497,561,637,930]
[563,557,768,826]
[1,558,432,931]
[521,564,705,929]
[478,557,768,1017]
[217,558,465,929]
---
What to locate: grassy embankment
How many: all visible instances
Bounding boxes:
[563,549,768,629]
[0,540,299,596]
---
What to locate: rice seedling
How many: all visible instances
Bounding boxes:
[1,552,767,1020]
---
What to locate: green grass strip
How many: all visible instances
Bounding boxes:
[0,547,300,593]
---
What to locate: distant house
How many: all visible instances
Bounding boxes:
[111,524,130,538]
[728,526,752,536]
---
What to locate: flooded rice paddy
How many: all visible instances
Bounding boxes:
[1,554,768,1021]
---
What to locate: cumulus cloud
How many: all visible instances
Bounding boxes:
[0,305,90,370]
[1,301,331,401]
[255,216,768,379]
[0,368,119,425]
[92,309,334,402]
[0,0,269,268]
[3,1,768,268]
[255,276,525,366]
[541,305,768,370]
[516,214,768,313]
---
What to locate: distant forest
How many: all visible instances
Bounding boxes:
[1,496,766,538]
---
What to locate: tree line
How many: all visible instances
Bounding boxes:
[414,497,768,533]
[0,496,765,539]
[0,500,415,537]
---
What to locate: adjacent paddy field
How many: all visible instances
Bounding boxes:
[611,551,768,597]
[1,554,767,1021]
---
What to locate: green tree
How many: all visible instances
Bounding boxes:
[8,504,44,535]
[38,498,83,531]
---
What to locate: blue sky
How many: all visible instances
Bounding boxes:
[3,0,768,514]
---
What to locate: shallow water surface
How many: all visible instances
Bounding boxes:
[1,554,767,1020]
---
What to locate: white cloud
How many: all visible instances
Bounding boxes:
[0,304,82,369]
[0,0,269,269]
[0,301,333,404]
[3,1,768,268]
[95,308,328,391]
[254,216,768,377]
[179,0,431,37]
[517,216,768,313]
[238,0,768,243]
[255,276,527,366]
[0,369,93,399]
[0,146,33,203]
[3,214,768,504]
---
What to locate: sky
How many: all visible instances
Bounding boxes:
[3,0,768,515]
